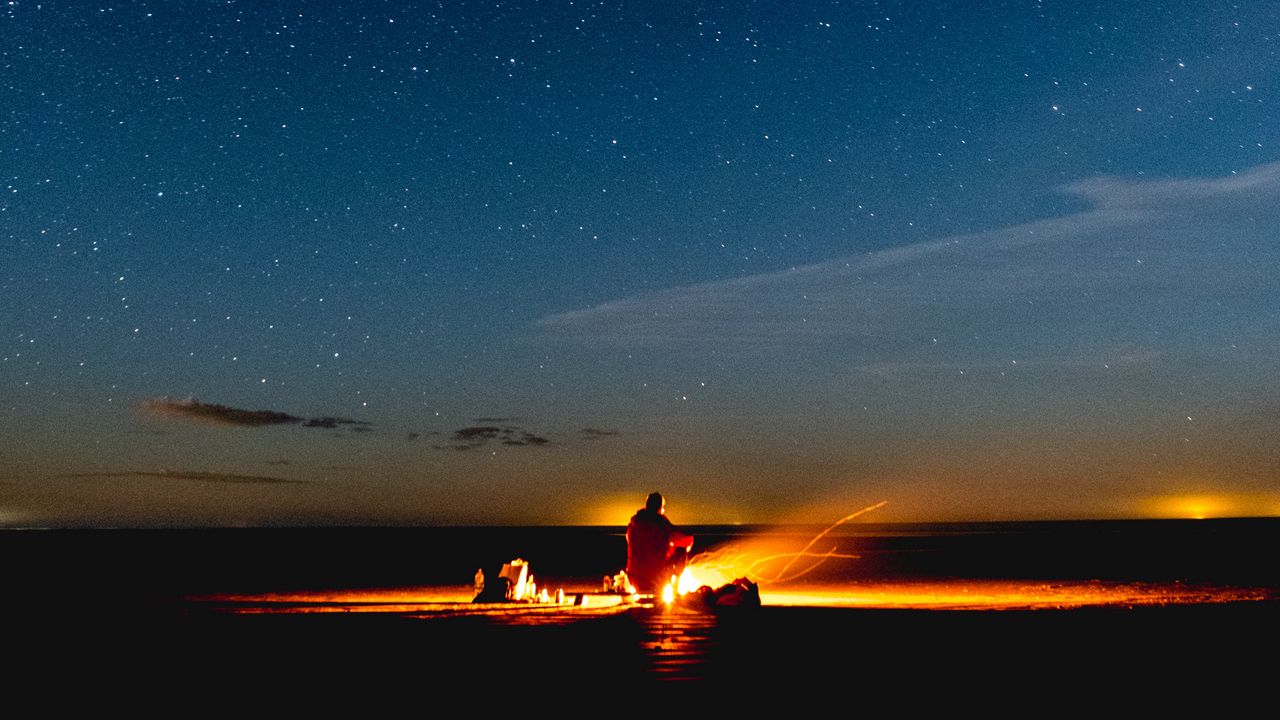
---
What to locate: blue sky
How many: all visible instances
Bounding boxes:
[2,1,1278,525]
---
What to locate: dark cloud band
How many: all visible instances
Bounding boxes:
[63,470,305,485]
[139,398,370,431]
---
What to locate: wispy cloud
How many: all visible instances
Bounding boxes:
[63,470,305,485]
[139,398,371,431]
[140,398,300,427]
[138,399,595,455]
[301,417,371,429]
[538,163,1280,370]
[580,428,620,439]
[437,424,552,450]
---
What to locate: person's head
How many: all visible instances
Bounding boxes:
[645,492,665,514]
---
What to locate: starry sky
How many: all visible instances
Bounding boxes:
[3,1,1280,527]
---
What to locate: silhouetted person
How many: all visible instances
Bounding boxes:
[626,492,693,593]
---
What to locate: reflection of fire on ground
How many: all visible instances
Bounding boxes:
[760,580,1273,610]
[193,578,1273,616]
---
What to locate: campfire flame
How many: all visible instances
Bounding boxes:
[670,501,887,595]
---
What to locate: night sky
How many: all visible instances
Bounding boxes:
[4,1,1280,527]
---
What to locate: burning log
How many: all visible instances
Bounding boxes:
[653,500,888,608]
[676,577,761,610]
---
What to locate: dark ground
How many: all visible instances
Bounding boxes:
[10,601,1275,707]
[4,521,1277,704]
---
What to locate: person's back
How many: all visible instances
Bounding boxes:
[626,507,672,591]
[625,492,692,592]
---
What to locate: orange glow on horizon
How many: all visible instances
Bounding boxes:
[562,491,1280,526]
[575,494,750,526]
[578,498,642,526]
[1136,493,1280,520]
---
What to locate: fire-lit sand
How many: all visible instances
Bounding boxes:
[195,501,1272,615]
[198,577,1269,614]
